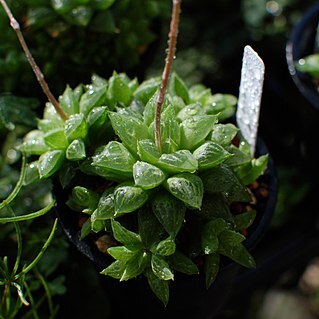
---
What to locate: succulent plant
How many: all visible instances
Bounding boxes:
[20,70,268,304]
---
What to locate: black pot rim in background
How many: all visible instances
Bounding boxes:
[286,1,319,110]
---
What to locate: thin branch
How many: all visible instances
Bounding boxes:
[155,0,182,152]
[0,0,68,121]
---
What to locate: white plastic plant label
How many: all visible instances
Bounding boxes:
[236,45,265,157]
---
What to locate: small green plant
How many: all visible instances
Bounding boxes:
[1,0,270,306]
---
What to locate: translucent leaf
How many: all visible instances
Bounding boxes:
[224,145,252,167]
[133,161,165,190]
[71,186,99,210]
[168,72,189,104]
[201,219,227,255]
[111,219,142,250]
[204,94,237,121]
[205,253,220,288]
[180,115,218,149]
[151,254,174,281]
[219,243,256,268]
[107,72,133,108]
[137,139,161,165]
[138,207,166,248]
[59,85,79,115]
[66,139,86,161]
[200,164,251,202]
[157,150,198,174]
[193,141,232,171]
[43,129,68,150]
[108,112,148,156]
[120,252,145,281]
[65,113,88,142]
[101,260,125,279]
[210,123,239,146]
[143,90,159,126]
[177,102,204,122]
[80,219,91,239]
[235,155,269,186]
[234,211,256,231]
[108,246,136,263]
[145,269,169,306]
[24,161,40,185]
[152,191,186,237]
[153,238,176,256]
[189,85,212,104]
[114,185,149,215]
[133,77,161,105]
[165,173,203,209]
[92,141,135,178]
[59,163,77,188]
[38,150,65,179]
[21,130,48,155]
[218,230,246,248]
[169,250,199,275]
[93,189,115,220]
[79,85,107,116]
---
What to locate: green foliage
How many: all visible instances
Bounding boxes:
[21,72,268,305]
[295,54,319,79]
[0,0,170,95]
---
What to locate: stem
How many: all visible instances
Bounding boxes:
[0,0,68,121]
[155,0,182,151]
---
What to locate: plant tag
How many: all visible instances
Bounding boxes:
[236,45,265,157]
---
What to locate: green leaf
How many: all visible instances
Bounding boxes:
[138,207,165,248]
[295,54,319,78]
[107,72,133,108]
[201,164,251,202]
[71,186,99,209]
[38,150,65,178]
[38,118,64,133]
[168,72,189,104]
[177,102,204,122]
[120,251,145,281]
[180,115,218,149]
[169,251,199,275]
[151,254,174,281]
[145,269,169,306]
[101,260,125,279]
[65,113,88,142]
[202,219,227,254]
[93,189,115,220]
[66,139,86,161]
[235,155,269,186]
[79,85,107,116]
[193,142,232,170]
[108,112,148,156]
[143,90,159,126]
[21,130,48,155]
[133,77,161,105]
[107,246,136,263]
[59,85,79,115]
[92,141,135,178]
[111,219,142,250]
[137,139,161,165]
[224,145,251,167]
[153,238,176,256]
[152,191,186,237]
[218,230,246,248]
[133,161,165,190]
[80,219,91,239]
[219,243,256,268]
[165,173,203,209]
[234,211,256,231]
[210,123,239,146]
[59,163,77,188]
[44,129,68,150]
[93,0,116,10]
[24,161,40,185]
[204,94,237,121]
[205,253,220,288]
[114,185,149,215]
[157,150,198,174]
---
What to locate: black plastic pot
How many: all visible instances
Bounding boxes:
[54,138,277,319]
[286,2,319,110]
